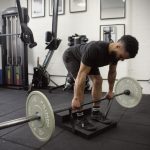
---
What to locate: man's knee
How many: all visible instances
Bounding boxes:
[63,49,70,63]
[90,75,103,86]
[94,78,103,86]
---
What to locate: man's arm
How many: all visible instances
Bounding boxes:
[72,62,91,109]
[108,64,117,93]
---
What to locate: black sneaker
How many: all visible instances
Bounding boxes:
[75,116,97,131]
[91,110,113,124]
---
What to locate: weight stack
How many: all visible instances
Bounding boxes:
[1,7,29,89]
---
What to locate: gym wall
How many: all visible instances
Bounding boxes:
[27,0,129,87]
[27,0,150,94]
[0,0,150,94]
[126,0,150,94]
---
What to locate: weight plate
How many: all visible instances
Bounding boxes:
[115,77,142,108]
[26,91,55,142]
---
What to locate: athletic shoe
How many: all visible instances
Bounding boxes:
[91,110,113,124]
[75,116,97,131]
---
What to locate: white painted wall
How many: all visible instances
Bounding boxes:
[0,0,13,11]
[0,0,150,94]
[27,0,129,83]
[127,0,150,80]
[127,0,150,94]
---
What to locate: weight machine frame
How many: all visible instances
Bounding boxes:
[29,0,63,92]
[1,6,29,89]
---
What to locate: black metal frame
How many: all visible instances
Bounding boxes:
[16,0,29,89]
[29,0,63,91]
[49,0,65,16]
[43,0,59,69]
[69,0,87,13]
[100,0,126,20]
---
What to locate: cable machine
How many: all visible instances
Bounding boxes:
[0,0,37,89]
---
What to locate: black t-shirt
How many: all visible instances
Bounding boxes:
[70,41,118,68]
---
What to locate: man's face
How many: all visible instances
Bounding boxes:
[115,43,130,61]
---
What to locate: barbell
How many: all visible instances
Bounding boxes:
[0,77,142,142]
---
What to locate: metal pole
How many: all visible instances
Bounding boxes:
[6,17,9,65]
[81,91,127,107]
[52,0,59,39]
[11,16,13,66]
[104,100,113,118]
[42,50,54,70]
[42,0,59,69]
[0,115,40,130]
[0,33,20,37]
[54,90,130,114]
[16,0,24,25]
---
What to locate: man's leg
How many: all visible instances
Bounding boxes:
[89,69,112,124]
[63,49,79,90]
[63,49,80,79]
[89,75,103,107]
[63,49,96,131]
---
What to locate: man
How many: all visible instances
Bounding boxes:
[63,35,139,131]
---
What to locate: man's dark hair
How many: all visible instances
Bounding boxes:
[118,35,139,58]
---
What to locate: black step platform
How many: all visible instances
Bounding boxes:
[54,107,117,139]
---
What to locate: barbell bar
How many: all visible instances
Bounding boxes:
[0,77,142,142]
[55,90,130,114]
[0,115,40,130]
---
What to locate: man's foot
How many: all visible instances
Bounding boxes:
[91,107,113,124]
[75,116,97,131]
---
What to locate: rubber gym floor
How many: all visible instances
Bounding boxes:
[0,87,150,150]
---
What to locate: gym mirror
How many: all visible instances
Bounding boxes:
[100,0,126,19]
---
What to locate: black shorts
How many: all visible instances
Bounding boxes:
[63,48,100,78]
